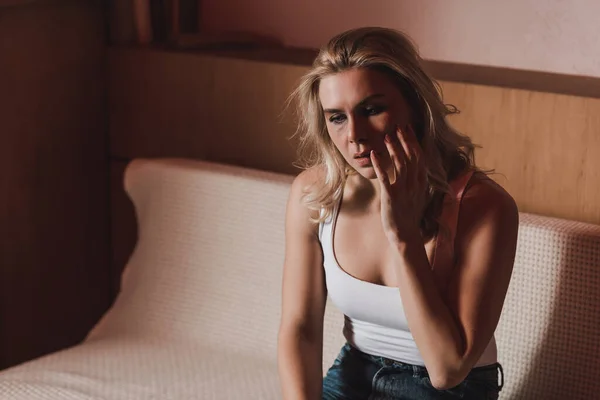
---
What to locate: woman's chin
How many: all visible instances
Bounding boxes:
[353,167,378,180]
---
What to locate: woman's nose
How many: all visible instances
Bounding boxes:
[348,119,368,144]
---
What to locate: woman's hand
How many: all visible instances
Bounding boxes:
[370,125,428,245]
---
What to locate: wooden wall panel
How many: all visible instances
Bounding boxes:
[108,47,600,231]
[442,82,600,224]
[109,48,304,175]
[0,1,109,370]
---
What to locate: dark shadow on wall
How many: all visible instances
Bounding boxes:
[0,0,110,370]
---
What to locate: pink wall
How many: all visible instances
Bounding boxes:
[201,0,600,78]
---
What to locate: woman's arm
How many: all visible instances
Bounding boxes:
[278,168,328,400]
[370,127,519,391]
[392,178,518,390]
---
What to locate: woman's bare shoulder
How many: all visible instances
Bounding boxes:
[289,165,326,207]
[288,165,326,228]
[292,165,326,190]
[454,170,519,265]
[458,171,519,235]
[464,171,517,211]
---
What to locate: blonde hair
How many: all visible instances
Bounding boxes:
[289,27,479,237]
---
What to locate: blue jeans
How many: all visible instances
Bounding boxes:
[323,343,503,400]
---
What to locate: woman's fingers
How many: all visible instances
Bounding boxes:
[398,125,425,186]
[384,131,406,184]
[397,126,416,165]
[370,150,391,192]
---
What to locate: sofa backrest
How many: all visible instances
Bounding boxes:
[88,158,600,399]
[495,213,600,399]
[87,158,346,366]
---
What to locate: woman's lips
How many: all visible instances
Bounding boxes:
[355,155,372,167]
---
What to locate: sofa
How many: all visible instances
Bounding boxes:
[0,158,599,399]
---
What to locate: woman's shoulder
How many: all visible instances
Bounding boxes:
[290,165,326,205]
[459,170,519,230]
[465,171,516,206]
[288,165,327,225]
[292,164,326,189]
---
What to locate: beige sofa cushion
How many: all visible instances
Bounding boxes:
[496,213,600,399]
[87,158,345,366]
[0,337,281,399]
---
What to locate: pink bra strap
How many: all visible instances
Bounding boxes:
[451,169,475,206]
[431,169,475,271]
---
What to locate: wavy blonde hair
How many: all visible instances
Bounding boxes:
[289,27,479,237]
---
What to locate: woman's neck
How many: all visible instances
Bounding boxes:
[344,173,381,212]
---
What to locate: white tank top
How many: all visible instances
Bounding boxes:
[318,170,498,367]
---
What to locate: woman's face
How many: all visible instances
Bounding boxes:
[319,67,413,180]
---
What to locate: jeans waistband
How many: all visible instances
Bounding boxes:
[347,343,504,390]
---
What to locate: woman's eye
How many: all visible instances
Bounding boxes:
[364,106,384,116]
[329,114,346,124]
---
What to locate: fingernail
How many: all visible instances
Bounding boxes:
[384,134,391,143]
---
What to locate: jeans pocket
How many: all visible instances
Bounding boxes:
[332,343,352,367]
[462,376,500,400]
[421,376,466,398]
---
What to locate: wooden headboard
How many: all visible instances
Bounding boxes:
[108,45,600,295]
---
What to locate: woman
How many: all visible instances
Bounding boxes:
[277,27,518,400]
